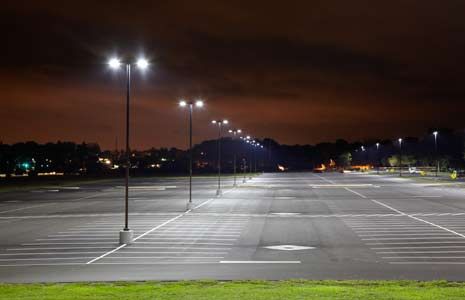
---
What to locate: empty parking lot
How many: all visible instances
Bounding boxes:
[1,172,465,282]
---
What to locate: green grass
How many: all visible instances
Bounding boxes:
[1,280,464,300]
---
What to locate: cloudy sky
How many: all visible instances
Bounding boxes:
[2,1,465,149]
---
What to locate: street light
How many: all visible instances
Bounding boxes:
[254,143,261,173]
[433,131,439,177]
[108,55,149,245]
[240,136,248,183]
[376,142,380,174]
[228,129,242,187]
[248,137,254,179]
[398,138,403,177]
[179,99,204,210]
[212,119,228,195]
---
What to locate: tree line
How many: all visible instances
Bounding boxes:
[1,129,465,177]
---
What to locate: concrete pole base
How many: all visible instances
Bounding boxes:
[186,202,193,211]
[119,229,134,245]
[233,183,238,187]
[243,179,246,183]
[216,189,222,196]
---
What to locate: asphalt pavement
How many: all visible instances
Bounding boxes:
[1,172,465,282]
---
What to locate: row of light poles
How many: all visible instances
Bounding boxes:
[107,55,265,244]
[359,131,440,178]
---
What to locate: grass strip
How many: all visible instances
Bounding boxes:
[1,280,465,300]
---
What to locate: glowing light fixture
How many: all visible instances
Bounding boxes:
[108,57,121,69]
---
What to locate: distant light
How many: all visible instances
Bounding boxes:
[237,129,242,133]
[179,100,187,107]
[222,120,228,124]
[246,135,251,140]
[398,138,403,143]
[108,57,121,69]
[212,120,217,124]
[228,129,233,133]
[195,100,204,108]
[433,131,438,136]
[136,58,149,70]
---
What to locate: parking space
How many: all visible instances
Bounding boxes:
[0,215,175,266]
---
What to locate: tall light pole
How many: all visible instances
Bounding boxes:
[398,138,403,177]
[361,146,366,166]
[376,142,380,174]
[246,136,253,179]
[240,137,247,183]
[179,99,204,210]
[228,128,242,187]
[254,143,259,173]
[212,119,228,195]
[108,56,149,245]
[433,131,439,177]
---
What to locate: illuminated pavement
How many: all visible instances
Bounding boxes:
[1,172,465,282]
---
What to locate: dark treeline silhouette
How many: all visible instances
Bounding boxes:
[1,128,465,178]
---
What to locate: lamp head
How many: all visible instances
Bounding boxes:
[195,100,204,108]
[136,58,149,70]
[108,57,121,69]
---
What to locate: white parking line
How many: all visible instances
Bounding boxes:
[86,188,238,265]
[354,230,444,233]
[23,242,117,246]
[359,233,453,237]
[344,188,368,198]
[383,256,465,259]
[104,251,229,254]
[104,256,224,259]
[220,261,301,264]
[0,203,57,214]
[37,238,115,241]
[134,242,234,246]
[371,200,465,240]
[390,262,465,265]
[144,233,239,237]
[137,237,237,241]
[0,257,93,261]
[377,251,465,254]
[8,247,115,250]
[0,252,105,256]
[372,246,465,250]
[362,237,462,240]
[367,241,465,245]
[127,247,231,250]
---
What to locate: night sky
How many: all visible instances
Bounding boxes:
[2,1,465,150]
